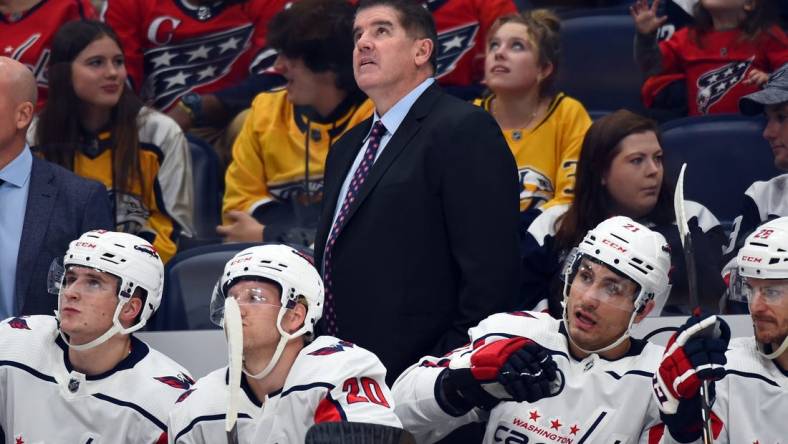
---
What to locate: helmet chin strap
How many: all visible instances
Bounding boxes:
[756,331,788,360]
[561,277,638,355]
[243,307,302,380]
[58,302,125,351]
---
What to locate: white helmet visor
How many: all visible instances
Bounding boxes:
[562,248,641,312]
[209,277,294,327]
[730,270,788,307]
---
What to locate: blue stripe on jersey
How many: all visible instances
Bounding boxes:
[173,413,253,442]
[92,393,168,431]
[280,381,335,398]
[0,360,57,383]
[604,370,654,379]
[725,369,781,387]
[578,411,608,444]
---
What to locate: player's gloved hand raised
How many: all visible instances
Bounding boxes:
[439,337,560,415]
[653,315,731,415]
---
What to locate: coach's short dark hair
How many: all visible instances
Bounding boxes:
[357,0,438,73]
[267,0,358,93]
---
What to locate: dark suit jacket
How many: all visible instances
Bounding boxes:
[315,84,520,381]
[16,157,114,315]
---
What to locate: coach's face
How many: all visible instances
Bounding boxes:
[764,103,788,171]
[352,5,431,105]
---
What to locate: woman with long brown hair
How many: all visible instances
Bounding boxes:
[30,20,193,262]
[520,109,726,316]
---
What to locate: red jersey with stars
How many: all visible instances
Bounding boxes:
[101,0,288,110]
[658,26,788,115]
[392,311,666,443]
[0,0,97,110]
[425,0,517,88]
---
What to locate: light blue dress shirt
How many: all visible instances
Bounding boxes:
[0,145,33,318]
[328,77,435,236]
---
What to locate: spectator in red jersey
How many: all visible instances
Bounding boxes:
[102,0,289,165]
[633,0,788,117]
[0,0,97,110]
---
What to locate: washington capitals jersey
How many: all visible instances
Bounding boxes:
[658,337,788,444]
[0,315,193,444]
[101,0,289,110]
[223,90,373,223]
[392,311,665,444]
[723,174,788,273]
[0,0,96,110]
[28,108,194,263]
[474,93,591,213]
[426,0,517,88]
[658,26,788,115]
[167,335,402,444]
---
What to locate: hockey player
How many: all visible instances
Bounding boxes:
[393,216,673,443]
[167,244,402,443]
[655,217,787,443]
[0,230,193,443]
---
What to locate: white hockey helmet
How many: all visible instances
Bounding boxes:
[732,217,788,359]
[561,216,672,353]
[51,230,164,350]
[209,244,324,379]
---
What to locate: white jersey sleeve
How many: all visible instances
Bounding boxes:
[394,311,666,444]
[660,337,788,444]
[0,315,193,444]
[169,336,401,444]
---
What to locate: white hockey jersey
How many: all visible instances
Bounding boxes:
[0,315,193,444]
[659,337,788,444]
[393,311,666,444]
[168,335,402,444]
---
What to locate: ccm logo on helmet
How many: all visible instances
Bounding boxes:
[741,256,762,263]
[134,244,160,259]
[602,239,628,253]
[229,256,252,266]
[75,242,96,249]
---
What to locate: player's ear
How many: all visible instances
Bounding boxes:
[283,302,307,334]
[633,300,655,324]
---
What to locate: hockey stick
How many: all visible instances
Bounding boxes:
[673,163,714,444]
[224,297,243,444]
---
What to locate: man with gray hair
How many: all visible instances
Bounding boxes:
[0,56,112,318]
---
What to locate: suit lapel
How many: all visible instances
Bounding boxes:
[15,158,57,306]
[339,84,442,231]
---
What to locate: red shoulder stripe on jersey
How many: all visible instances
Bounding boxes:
[647,423,665,444]
[314,395,345,423]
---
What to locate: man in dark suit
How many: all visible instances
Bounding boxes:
[315,0,520,383]
[0,57,113,318]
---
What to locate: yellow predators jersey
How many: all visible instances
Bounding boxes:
[475,93,591,212]
[29,109,194,263]
[223,90,373,223]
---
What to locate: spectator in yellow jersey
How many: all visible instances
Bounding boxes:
[29,20,194,263]
[218,0,373,246]
[474,10,591,229]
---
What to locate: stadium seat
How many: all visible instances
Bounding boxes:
[556,12,645,114]
[187,134,222,241]
[151,242,260,331]
[660,114,780,224]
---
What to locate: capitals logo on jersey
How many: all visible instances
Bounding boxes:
[308,340,355,356]
[697,58,752,114]
[435,23,478,79]
[142,25,254,109]
[154,373,195,390]
[7,317,31,330]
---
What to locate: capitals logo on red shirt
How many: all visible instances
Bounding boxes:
[143,25,254,109]
[7,317,31,330]
[434,23,478,79]
[154,373,195,389]
[696,59,752,114]
[308,340,355,356]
